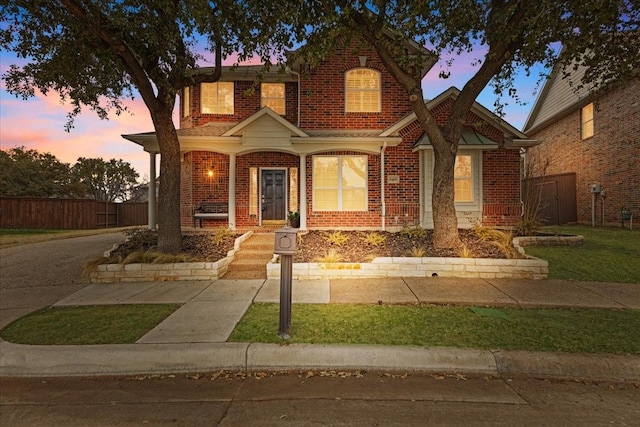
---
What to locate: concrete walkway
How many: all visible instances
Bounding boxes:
[1,278,639,381]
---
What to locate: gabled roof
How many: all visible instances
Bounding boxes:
[381,87,537,148]
[222,107,309,137]
[523,62,595,134]
[413,126,498,150]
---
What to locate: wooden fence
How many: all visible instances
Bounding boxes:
[0,197,149,229]
[522,173,577,225]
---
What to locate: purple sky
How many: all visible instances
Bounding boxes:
[0,48,547,182]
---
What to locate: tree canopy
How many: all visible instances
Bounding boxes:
[0,147,139,201]
[72,157,139,202]
[0,147,84,198]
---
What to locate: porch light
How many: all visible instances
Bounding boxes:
[207,168,215,178]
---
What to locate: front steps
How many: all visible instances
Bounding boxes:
[223,233,275,279]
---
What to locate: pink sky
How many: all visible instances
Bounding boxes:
[0,49,546,182]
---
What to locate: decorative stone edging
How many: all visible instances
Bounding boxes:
[90,231,253,283]
[512,234,584,254]
[267,256,548,280]
[265,234,585,281]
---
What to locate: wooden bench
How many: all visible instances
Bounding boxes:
[193,202,229,227]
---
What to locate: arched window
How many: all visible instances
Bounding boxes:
[345,69,381,113]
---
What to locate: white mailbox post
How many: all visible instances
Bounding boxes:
[274,226,297,338]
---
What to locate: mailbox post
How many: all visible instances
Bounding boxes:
[274,226,297,339]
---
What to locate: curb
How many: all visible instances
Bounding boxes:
[1,341,638,382]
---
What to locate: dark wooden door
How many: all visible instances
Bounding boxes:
[261,170,286,221]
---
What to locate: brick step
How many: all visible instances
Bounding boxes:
[225,261,268,272]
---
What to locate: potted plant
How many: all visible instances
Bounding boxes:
[288,211,300,228]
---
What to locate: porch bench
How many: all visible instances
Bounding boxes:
[193,202,229,227]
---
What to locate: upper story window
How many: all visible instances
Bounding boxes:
[261,83,285,115]
[345,68,381,113]
[454,155,473,202]
[181,86,190,118]
[201,82,234,115]
[581,102,594,139]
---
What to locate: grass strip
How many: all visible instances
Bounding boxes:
[229,303,640,355]
[0,304,179,345]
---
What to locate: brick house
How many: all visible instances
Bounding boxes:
[124,40,535,231]
[523,63,640,226]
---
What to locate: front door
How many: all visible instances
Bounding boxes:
[261,169,286,223]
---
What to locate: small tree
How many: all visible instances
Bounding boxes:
[72,157,139,202]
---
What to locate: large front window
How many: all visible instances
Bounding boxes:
[345,69,381,113]
[201,82,234,114]
[313,155,367,211]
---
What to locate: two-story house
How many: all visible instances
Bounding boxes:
[124,39,534,231]
[523,63,640,226]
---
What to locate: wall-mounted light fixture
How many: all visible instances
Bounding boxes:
[207,166,215,178]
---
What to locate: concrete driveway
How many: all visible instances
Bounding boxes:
[0,232,126,329]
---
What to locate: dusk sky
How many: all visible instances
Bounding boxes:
[0,47,547,182]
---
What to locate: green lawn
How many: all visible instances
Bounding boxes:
[0,305,179,345]
[229,303,640,355]
[525,226,640,283]
[0,227,137,248]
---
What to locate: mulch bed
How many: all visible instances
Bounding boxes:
[111,229,508,264]
[294,230,506,263]
[110,230,238,262]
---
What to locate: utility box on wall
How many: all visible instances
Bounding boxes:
[274,228,297,255]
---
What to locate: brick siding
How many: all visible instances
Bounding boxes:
[528,80,640,225]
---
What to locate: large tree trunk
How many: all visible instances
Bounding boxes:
[431,141,460,249]
[151,109,182,254]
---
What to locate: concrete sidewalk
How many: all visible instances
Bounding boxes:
[1,278,639,381]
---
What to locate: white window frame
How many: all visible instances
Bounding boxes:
[200,82,234,115]
[182,86,190,118]
[312,155,368,212]
[345,68,381,113]
[454,154,474,203]
[581,102,594,139]
[261,83,285,115]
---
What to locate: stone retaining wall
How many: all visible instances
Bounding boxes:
[90,232,253,283]
[267,256,548,280]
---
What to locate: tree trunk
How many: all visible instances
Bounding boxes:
[431,139,461,249]
[151,109,182,254]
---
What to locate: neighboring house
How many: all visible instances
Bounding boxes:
[523,63,640,226]
[124,39,535,231]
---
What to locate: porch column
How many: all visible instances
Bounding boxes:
[228,153,236,230]
[299,154,307,230]
[148,151,157,230]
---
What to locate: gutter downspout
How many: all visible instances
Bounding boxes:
[381,142,387,231]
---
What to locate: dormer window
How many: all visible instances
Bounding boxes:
[201,82,234,115]
[345,68,381,113]
[261,83,285,115]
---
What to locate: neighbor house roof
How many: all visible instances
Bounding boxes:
[523,62,595,134]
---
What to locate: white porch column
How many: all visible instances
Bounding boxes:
[148,151,157,230]
[299,154,307,230]
[228,153,236,230]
